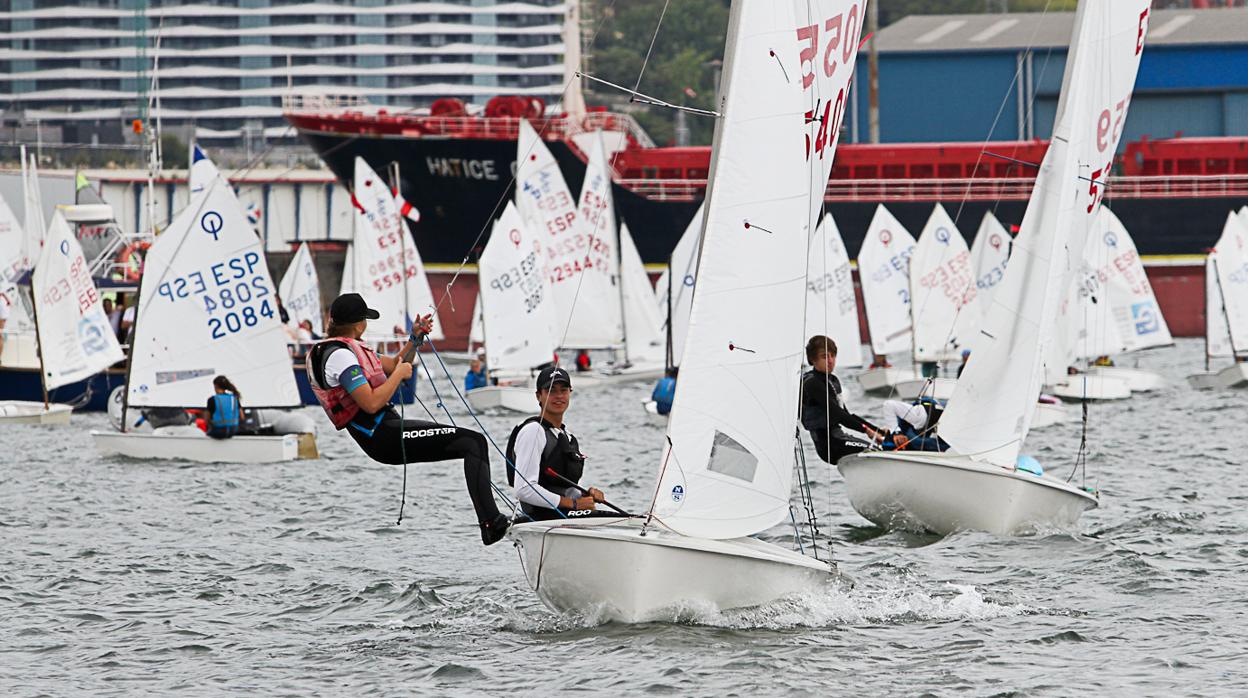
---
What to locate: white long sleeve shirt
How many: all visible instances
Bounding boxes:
[512,421,575,510]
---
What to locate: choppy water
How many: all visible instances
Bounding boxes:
[3,338,1246,694]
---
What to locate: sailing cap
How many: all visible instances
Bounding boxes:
[536,365,572,391]
[330,293,381,323]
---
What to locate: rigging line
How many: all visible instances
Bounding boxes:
[577,73,721,117]
[632,0,672,96]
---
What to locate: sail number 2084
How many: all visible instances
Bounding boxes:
[155,251,276,340]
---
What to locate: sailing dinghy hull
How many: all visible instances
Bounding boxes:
[891,377,957,401]
[1083,366,1165,392]
[0,401,73,425]
[465,385,533,413]
[92,427,310,463]
[857,367,918,396]
[1048,374,1132,401]
[1187,363,1248,390]
[838,451,1098,536]
[509,517,833,623]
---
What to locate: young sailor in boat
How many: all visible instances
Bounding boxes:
[504,366,609,521]
[801,336,884,464]
[206,376,242,439]
[651,367,677,416]
[878,397,949,452]
[464,357,489,391]
[307,293,510,545]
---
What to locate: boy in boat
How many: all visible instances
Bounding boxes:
[801,335,884,464]
[306,293,510,546]
[504,366,607,521]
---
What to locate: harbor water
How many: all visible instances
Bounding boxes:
[2,338,1245,694]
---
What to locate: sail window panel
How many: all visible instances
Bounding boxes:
[707,432,758,484]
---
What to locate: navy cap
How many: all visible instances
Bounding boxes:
[536,365,572,391]
[330,293,380,323]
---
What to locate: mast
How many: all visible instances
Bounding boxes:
[665,254,674,372]
[1212,254,1240,366]
[28,275,49,409]
[388,161,415,364]
[614,212,630,367]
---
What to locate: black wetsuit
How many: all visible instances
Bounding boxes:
[800,369,878,464]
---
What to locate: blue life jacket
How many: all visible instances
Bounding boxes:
[208,393,240,439]
[651,376,676,415]
[465,369,488,392]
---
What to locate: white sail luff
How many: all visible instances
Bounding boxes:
[857,204,916,356]
[909,204,976,361]
[805,213,863,368]
[968,211,1012,336]
[32,211,125,390]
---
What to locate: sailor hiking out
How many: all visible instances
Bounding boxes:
[800,336,884,464]
[505,366,615,521]
[306,293,510,545]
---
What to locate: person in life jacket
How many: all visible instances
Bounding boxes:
[574,349,591,372]
[878,397,949,452]
[504,366,610,521]
[464,357,489,392]
[801,335,884,464]
[650,367,678,416]
[206,375,242,439]
[306,293,510,546]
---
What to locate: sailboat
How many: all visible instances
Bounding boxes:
[1188,211,1248,390]
[1075,207,1173,391]
[279,242,324,337]
[893,204,975,401]
[1,211,124,425]
[91,148,316,463]
[856,204,918,395]
[0,149,46,370]
[466,202,558,413]
[510,0,862,621]
[805,212,864,368]
[838,0,1150,536]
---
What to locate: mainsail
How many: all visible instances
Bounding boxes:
[939,1,1152,467]
[619,222,666,365]
[857,204,916,356]
[805,212,863,368]
[653,0,864,540]
[909,204,977,361]
[32,212,125,389]
[127,150,300,408]
[278,242,324,336]
[1213,211,1248,354]
[967,210,1011,334]
[477,202,557,374]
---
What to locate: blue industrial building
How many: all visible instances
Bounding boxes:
[846,7,1248,145]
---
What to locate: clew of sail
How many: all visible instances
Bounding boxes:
[857,204,916,356]
[32,211,125,389]
[653,0,865,540]
[910,204,977,362]
[805,212,863,368]
[128,150,300,408]
[940,1,1152,467]
[477,201,558,374]
[279,242,324,336]
[351,157,443,342]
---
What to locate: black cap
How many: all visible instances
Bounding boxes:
[536,365,572,391]
[329,293,380,323]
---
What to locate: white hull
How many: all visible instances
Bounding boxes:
[509,517,834,623]
[0,401,73,425]
[574,363,665,387]
[92,427,312,463]
[1048,374,1132,401]
[465,385,534,413]
[1083,365,1165,391]
[856,366,918,396]
[1030,400,1074,429]
[1187,363,1248,390]
[891,377,957,401]
[838,451,1099,536]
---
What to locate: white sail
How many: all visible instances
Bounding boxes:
[21,149,46,274]
[1084,207,1172,354]
[0,194,34,332]
[515,120,614,348]
[653,0,862,540]
[857,204,916,356]
[127,152,300,408]
[32,211,125,389]
[1206,253,1234,358]
[278,242,324,336]
[940,0,1151,467]
[967,211,1011,333]
[910,204,976,361]
[339,245,356,296]
[655,205,705,365]
[477,202,557,374]
[351,157,443,341]
[1213,211,1248,353]
[469,293,485,346]
[619,222,665,365]
[805,213,863,368]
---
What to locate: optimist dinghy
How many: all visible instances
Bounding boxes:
[1188,212,1248,390]
[90,147,315,463]
[855,205,918,395]
[840,0,1153,535]
[511,0,864,621]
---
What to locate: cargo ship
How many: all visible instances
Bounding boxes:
[285,95,1248,339]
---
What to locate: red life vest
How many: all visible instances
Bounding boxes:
[307,337,387,430]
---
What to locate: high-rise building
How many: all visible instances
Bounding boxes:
[0,0,575,148]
